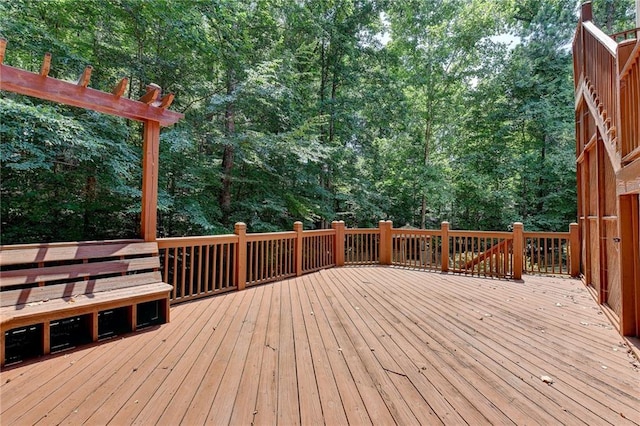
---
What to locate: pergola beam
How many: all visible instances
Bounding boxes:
[0,41,184,241]
[0,63,182,126]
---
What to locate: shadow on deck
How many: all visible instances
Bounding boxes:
[1,267,639,425]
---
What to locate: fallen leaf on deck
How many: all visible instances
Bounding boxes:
[540,375,554,384]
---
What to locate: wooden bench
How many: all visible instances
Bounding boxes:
[0,240,173,366]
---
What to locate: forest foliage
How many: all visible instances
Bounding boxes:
[0,0,637,244]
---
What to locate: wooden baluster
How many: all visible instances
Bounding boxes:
[189,246,195,297]
[171,247,178,300]
[204,245,210,293]
[226,242,232,288]
[180,247,187,298]
[235,223,247,291]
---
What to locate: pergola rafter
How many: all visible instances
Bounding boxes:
[0,38,184,241]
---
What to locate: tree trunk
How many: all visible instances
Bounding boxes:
[83,174,96,237]
[605,1,615,33]
[220,72,236,224]
[420,119,432,229]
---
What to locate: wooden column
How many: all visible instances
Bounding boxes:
[141,120,161,241]
[379,221,393,265]
[441,222,450,273]
[512,222,524,280]
[332,221,345,267]
[569,223,581,277]
[235,222,247,290]
[619,195,639,336]
[294,221,304,276]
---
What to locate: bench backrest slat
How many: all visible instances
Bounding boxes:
[0,257,160,288]
[0,271,163,307]
[0,241,164,307]
[0,241,158,267]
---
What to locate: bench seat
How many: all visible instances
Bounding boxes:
[0,240,173,366]
[1,281,172,331]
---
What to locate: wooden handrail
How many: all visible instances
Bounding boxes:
[620,41,640,80]
[157,234,238,248]
[582,22,619,55]
[151,221,578,303]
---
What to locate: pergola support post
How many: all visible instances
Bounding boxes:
[141,120,161,241]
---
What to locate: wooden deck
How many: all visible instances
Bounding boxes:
[1,267,639,425]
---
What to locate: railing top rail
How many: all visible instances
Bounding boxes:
[246,231,296,242]
[158,234,238,248]
[583,21,619,56]
[448,230,513,238]
[392,229,442,236]
[523,231,570,238]
[302,229,337,237]
[345,228,381,235]
[610,27,640,41]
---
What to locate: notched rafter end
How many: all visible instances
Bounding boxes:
[154,93,174,109]
[0,38,6,64]
[139,83,161,104]
[77,65,93,88]
[40,53,52,77]
[113,77,128,98]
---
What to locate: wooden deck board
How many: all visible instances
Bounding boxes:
[350,269,610,425]
[2,267,639,425]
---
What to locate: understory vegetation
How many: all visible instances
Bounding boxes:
[0,0,636,243]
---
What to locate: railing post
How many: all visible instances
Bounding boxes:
[581,1,592,22]
[235,222,247,291]
[441,222,449,273]
[512,222,524,280]
[379,220,393,265]
[569,222,580,277]
[294,221,304,276]
[332,221,345,267]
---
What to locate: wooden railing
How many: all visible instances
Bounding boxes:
[619,36,640,162]
[245,231,296,287]
[391,228,442,271]
[573,2,640,163]
[158,221,579,304]
[610,28,640,42]
[158,235,238,303]
[344,228,380,265]
[301,229,336,273]
[450,232,513,277]
[523,231,572,275]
